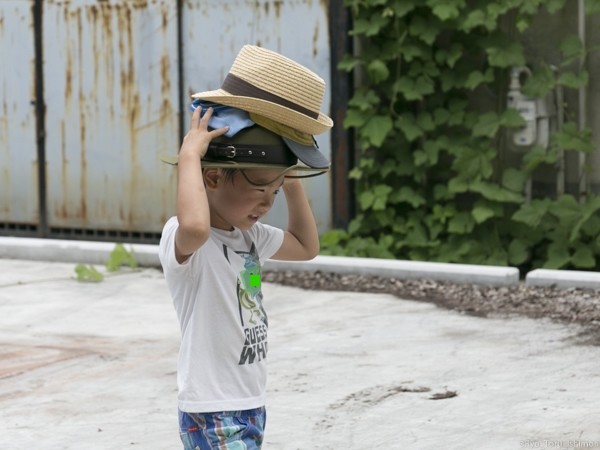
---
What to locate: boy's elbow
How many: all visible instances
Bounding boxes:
[306,244,320,260]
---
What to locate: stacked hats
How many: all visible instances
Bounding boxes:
[161,45,333,182]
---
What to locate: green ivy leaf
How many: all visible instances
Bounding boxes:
[486,42,526,68]
[362,115,394,147]
[512,199,550,228]
[380,158,397,178]
[424,140,441,165]
[521,63,556,98]
[558,71,589,89]
[367,59,390,83]
[351,14,391,37]
[546,0,567,14]
[448,211,475,234]
[460,10,485,31]
[343,108,368,129]
[559,35,584,60]
[394,75,435,101]
[585,0,600,15]
[397,113,423,141]
[390,0,417,17]
[472,206,495,224]
[398,43,423,61]
[501,108,527,128]
[569,194,600,241]
[414,150,428,167]
[571,244,596,268]
[389,186,426,207]
[544,242,571,269]
[508,239,529,265]
[409,15,442,45]
[472,112,501,138]
[448,177,469,193]
[359,190,376,210]
[470,181,524,203]
[452,146,495,180]
[464,68,494,90]
[417,112,435,131]
[522,145,559,171]
[348,89,380,112]
[440,70,458,92]
[427,0,465,21]
[433,108,451,125]
[348,167,363,180]
[581,214,600,237]
[548,195,581,227]
[552,122,595,153]
[516,15,533,32]
[434,184,452,200]
[502,168,529,193]
[338,54,362,72]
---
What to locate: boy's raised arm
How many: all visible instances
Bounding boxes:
[175,107,229,263]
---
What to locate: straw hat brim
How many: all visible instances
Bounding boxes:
[192,89,332,136]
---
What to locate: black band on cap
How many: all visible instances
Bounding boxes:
[204,143,298,166]
[221,73,320,120]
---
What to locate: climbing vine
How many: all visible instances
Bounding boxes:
[320,0,600,272]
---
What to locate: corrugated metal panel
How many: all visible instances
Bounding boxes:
[43,0,179,232]
[0,0,39,224]
[181,0,332,234]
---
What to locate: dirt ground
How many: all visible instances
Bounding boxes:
[263,270,600,345]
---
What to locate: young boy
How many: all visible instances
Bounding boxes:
[158,46,332,449]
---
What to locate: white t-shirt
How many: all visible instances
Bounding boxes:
[158,216,284,413]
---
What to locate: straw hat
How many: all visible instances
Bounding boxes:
[191,45,333,136]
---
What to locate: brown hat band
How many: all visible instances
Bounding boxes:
[221,73,319,120]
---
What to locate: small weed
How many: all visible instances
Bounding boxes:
[105,243,138,272]
[74,264,104,282]
[74,243,138,282]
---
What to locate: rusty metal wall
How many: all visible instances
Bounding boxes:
[0,0,39,225]
[43,0,179,233]
[1,0,334,239]
[181,0,333,234]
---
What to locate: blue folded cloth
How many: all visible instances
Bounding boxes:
[190,100,255,137]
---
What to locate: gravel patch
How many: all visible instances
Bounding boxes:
[263,270,600,344]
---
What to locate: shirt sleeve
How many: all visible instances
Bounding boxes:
[252,221,285,262]
[158,216,196,278]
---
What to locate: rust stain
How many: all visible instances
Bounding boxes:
[124,3,139,229]
[313,22,319,58]
[99,3,115,121]
[264,2,269,15]
[60,120,68,220]
[0,345,87,379]
[274,1,283,18]
[77,6,87,222]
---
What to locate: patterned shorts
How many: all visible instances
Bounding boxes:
[178,407,266,450]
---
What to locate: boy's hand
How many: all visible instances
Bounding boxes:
[180,107,229,158]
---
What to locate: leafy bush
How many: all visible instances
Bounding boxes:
[320,0,600,271]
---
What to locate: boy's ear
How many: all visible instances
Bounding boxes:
[203,168,220,190]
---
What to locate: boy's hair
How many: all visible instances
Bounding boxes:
[202,168,238,187]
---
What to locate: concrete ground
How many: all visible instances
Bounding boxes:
[1,258,599,450]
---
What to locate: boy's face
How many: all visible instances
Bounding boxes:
[204,168,286,231]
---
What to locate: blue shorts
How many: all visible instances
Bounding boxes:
[178,407,266,450]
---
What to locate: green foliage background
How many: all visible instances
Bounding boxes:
[319,0,600,272]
